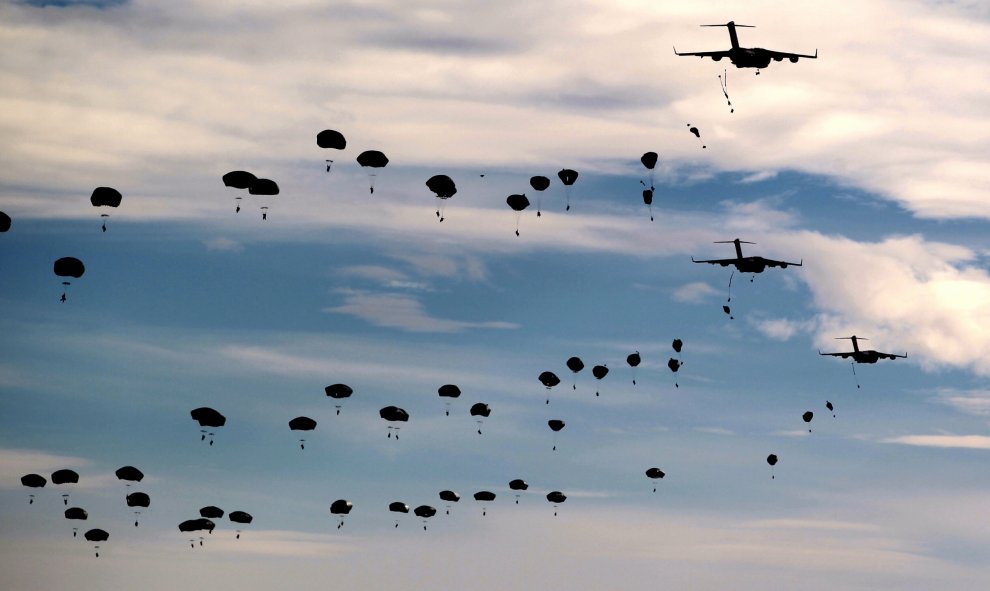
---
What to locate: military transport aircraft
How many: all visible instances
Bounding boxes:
[692,239,802,273]
[674,22,817,71]
[819,336,907,364]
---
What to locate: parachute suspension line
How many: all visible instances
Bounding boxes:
[719,69,734,113]
[850,362,861,389]
[727,270,735,302]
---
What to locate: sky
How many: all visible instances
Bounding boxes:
[1,0,990,589]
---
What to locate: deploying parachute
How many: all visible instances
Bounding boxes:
[317,129,346,173]
[190,407,226,445]
[557,168,579,211]
[289,416,317,449]
[506,194,530,236]
[426,175,457,221]
[325,383,353,415]
[640,152,658,221]
[687,124,706,148]
[826,400,835,418]
[356,150,389,194]
[53,257,85,302]
[90,187,122,232]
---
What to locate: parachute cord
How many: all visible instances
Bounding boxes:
[719,69,734,113]
[851,362,861,389]
[727,270,735,302]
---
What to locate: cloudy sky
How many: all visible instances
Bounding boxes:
[2,0,990,589]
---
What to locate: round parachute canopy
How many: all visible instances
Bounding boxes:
[642,189,653,205]
[289,416,317,431]
[84,529,109,542]
[357,150,389,168]
[21,474,46,488]
[223,171,257,189]
[767,454,778,467]
[126,492,150,508]
[469,403,491,417]
[506,194,530,212]
[115,466,143,482]
[508,479,528,491]
[641,152,659,170]
[0,211,10,232]
[414,505,437,519]
[557,169,579,186]
[438,384,461,398]
[325,384,353,399]
[645,468,665,480]
[199,506,224,519]
[473,491,496,502]
[592,365,609,379]
[667,358,681,373]
[389,502,409,514]
[229,511,253,524]
[802,411,814,423]
[54,257,85,279]
[529,176,551,191]
[65,507,88,520]
[249,178,279,195]
[51,469,79,485]
[672,339,683,353]
[316,129,346,150]
[426,175,457,199]
[627,352,641,367]
[90,187,122,208]
[548,419,565,432]
[379,406,409,422]
[190,407,226,428]
[330,499,353,515]
[566,357,584,373]
[539,371,561,388]
[178,518,214,533]
[438,490,460,503]
[546,491,566,504]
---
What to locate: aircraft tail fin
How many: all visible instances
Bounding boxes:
[700,22,754,49]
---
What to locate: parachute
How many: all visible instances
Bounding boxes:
[64,507,88,537]
[802,411,814,432]
[325,383,353,415]
[379,406,409,439]
[509,478,528,504]
[229,510,253,539]
[53,257,85,302]
[439,489,460,514]
[289,416,317,449]
[591,364,609,397]
[548,419,565,451]
[687,123,706,148]
[767,454,778,479]
[356,150,389,194]
[90,187,122,232]
[826,400,835,418]
[546,491,566,516]
[190,407,225,445]
[20,473,46,504]
[640,152,658,221]
[557,168,579,211]
[529,175,550,216]
[438,384,461,416]
[178,518,215,533]
[473,491,495,516]
[126,492,150,526]
[317,129,346,173]
[539,371,561,404]
[115,466,144,484]
[414,505,437,530]
[506,194,530,236]
[83,528,109,557]
[627,351,641,385]
[566,356,584,390]
[426,175,457,221]
[470,402,491,435]
[223,170,256,213]
[330,499,352,529]
[0,211,10,232]
[51,469,79,505]
[248,178,279,220]
[200,506,225,520]
[389,501,409,528]
[645,467,665,492]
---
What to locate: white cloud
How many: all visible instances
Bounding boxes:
[738,171,778,184]
[881,435,990,449]
[0,449,89,489]
[203,237,243,252]
[750,317,813,341]
[325,290,518,332]
[672,281,719,303]
[932,389,990,417]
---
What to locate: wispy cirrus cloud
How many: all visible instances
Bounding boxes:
[325,290,518,333]
[881,435,990,450]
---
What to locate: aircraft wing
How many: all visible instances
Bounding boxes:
[674,47,731,59]
[763,257,803,268]
[691,257,736,265]
[818,350,849,357]
[879,352,907,359]
[766,49,818,60]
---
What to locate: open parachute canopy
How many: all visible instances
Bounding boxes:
[115,466,144,482]
[641,152,659,170]
[508,479,529,491]
[316,129,346,150]
[426,175,457,199]
[289,416,317,431]
[325,384,353,399]
[469,403,491,418]
[90,187,122,208]
[179,518,215,533]
[439,490,460,503]
[379,406,409,422]
[438,384,461,398]
[222,170,257,189]
[0,211,10,232]
[54,257,85,279]
[529,176,550,191]
[248,178,279,196]
[229,511,253,524]
[191,407,226,428]
[356,150,389,168]
[126,492,150,508]
[506,194,529,211]
[51,469,79,485]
